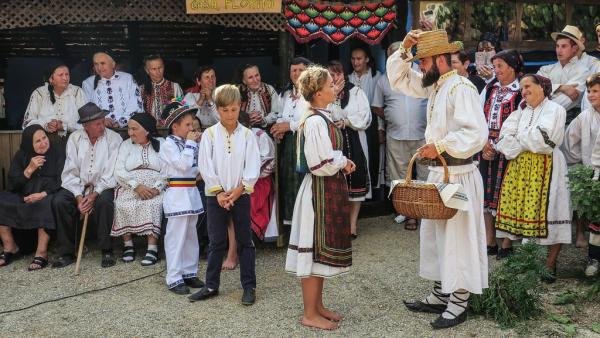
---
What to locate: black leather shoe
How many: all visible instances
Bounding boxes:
[487,245,498,256]
[101,250,116,268]
[430,311,468,329]
[189,287,219,302]
[403,300,446,314]
[184,277,205,288]
[496,247,513,260]
[242,288,256,306]
[169,284,190,295]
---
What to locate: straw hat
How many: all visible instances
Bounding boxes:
[551,25,585,51]
[407,29,461,62]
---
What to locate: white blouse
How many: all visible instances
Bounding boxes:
[302,109,348,176]
[82,71,143,128]
[349,68,381,104]
[386,48,488,159]
[183,92,220,128]
[536,57,588,111]
[252,128,275,178]
[114,138,165,190]
[244,84,281,126]
[23,84,87,135]
[277,87,309,132]
[61,128,123,196]
[330,86,372,131]
[198,122,261,195]
[562,107,600,166]
[497,98,566,160]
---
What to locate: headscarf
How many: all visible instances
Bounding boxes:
[129,113,161,153]
[19,124,62,178]
[523,74,552,98]
[21,124,47,161]
[491,49,524,75]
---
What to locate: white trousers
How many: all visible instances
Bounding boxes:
[165,215,199,288]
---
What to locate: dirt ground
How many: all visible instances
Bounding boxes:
[1,215,599,337]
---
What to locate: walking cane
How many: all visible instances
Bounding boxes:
[74,184,94,275]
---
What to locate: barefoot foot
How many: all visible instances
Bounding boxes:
[301,315,338,330]
[576,235,588,248]
[318,307,343,322]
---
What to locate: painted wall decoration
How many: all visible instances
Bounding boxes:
[284,0,397,45]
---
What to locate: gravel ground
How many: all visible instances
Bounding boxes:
[1,215,599,337]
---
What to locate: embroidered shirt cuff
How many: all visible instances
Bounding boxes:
[207,185,223,194]
[184,140,198,148]
[243,184,254,194]
[434,140,446,155]
[128,180,139,189]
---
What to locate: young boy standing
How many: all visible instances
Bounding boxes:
[159,100,205,295]
[190,84,261,305]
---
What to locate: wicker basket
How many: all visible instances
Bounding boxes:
[391,153,458,220]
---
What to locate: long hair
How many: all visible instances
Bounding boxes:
[45,63,69,105]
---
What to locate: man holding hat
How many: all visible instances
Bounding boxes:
[82,48,143,129]
[52,102,123,268]
[386,29,489,329]
[537,25,588,116]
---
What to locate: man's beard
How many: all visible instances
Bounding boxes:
[421,63,441,88]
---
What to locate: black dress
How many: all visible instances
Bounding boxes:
[0,126,65,230]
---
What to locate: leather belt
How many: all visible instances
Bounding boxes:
[418,153,473,167]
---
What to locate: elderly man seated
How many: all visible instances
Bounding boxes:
[51,102,123,268]
[82,48,143,128]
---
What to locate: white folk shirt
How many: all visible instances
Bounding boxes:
[82,71,143,128]
[386,51,488,159]
[277,87,309,132]
[61,128,122,196]
[562,107,600,166]
[183,92,220,128]
[23,84,87,135]
[252,127,275,178]
[580,58,600,112]
[537,57,588,111]
[159,135,203,217]
[349,68,381,104]
[114,138,165,190]
[199,122,260,196]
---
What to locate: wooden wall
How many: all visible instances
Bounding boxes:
[0,131,21,190]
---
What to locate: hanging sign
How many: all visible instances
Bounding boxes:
[186,0,282,14]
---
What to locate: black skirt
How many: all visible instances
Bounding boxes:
[0,191,56,230]
[341,128,369,199]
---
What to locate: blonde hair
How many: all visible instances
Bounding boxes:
[297,65,330,103]
[214,84,241,108]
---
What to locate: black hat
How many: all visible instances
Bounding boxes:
[78,102,108,124]
[160,97,198,128]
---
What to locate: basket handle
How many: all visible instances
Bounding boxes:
[405,152,450,184]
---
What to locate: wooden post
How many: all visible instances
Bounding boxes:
[278,31,294,88]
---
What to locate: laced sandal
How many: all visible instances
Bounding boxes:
[141,249,159,266]
[121,246,136,263]
[431,290,469,329]
[0,250,21,267]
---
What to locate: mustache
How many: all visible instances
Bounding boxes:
[421,64,441,87]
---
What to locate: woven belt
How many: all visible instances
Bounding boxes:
[168,177,196,187]
[418,154,473,167]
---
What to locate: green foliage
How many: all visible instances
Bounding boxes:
[521,4,565,40]
[591,323,600,334]
[572,5,600,43]
[548,313,571,324]
[434,1,461,41]
[567,165,600,224]
[470,2,510,39]
[470,242,550,328]
[553,289,581,305]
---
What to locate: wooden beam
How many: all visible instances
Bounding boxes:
[126,22,141,71]
[43,25,73,64]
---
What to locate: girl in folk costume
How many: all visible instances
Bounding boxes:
[562,73,600,276]
[496,74,572,282]
[477,50,524,258]
[184,66,220,129]
[236,64,280,129]
[112,113,165,266]
[271,57,312,226]
[327,60,372,239]
[139,55,183,123]
[159,99,205,295]
[285,66,356,330]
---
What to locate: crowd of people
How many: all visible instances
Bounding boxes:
[0,21,600,330]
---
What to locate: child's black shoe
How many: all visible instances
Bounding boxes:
[189,287,219,302]
[169,284,190,295]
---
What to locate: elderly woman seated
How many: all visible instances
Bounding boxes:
[112,113,165,266]
[0,125,66,270]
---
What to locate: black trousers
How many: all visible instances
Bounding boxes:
[205,195,256,291]
[590,244,600,260]
[52,188,114,256]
